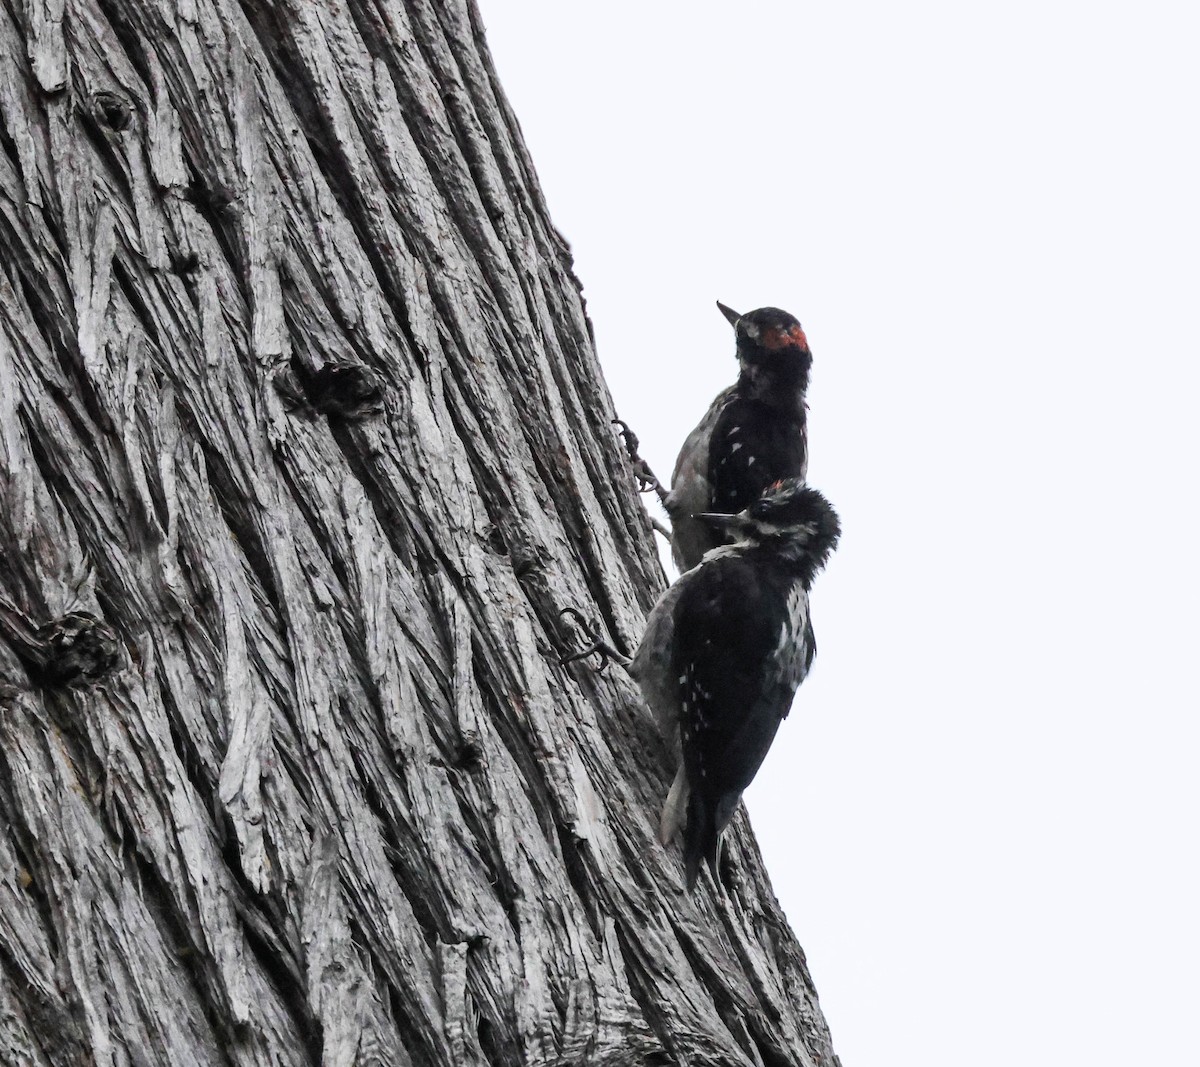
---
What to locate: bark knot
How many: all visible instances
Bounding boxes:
[32,612,121,690]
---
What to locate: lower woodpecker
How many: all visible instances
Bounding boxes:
[629,478,840,889]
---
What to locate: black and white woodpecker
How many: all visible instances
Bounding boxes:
[665,303,812,571]
[627,478,840,889]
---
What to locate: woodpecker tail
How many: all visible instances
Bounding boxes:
[658,765,689,845]
[683,791,721,891]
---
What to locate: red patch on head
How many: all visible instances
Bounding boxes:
[762,325,809,351]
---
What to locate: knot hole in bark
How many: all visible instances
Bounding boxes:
[274,360,386,420]
[33,612,121,689]
[91,91,133,132]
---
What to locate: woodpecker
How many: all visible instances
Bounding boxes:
[666,303,812,571]
[628,478,840,889]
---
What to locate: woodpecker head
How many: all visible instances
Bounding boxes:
[717,302,812,399]
[695,479,840,577]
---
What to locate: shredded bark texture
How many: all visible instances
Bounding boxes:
[0,1,840,1064]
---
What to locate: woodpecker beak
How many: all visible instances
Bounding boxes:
[716,301,741,327]
[693,512,752,534]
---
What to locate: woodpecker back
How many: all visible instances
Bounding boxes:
[666,304,812,571]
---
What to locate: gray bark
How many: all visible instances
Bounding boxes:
[0,1,840,1065]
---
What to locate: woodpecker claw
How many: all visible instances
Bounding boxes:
[612,418,640,457]
[557,607,630,672]
[612,419,670,504]
[635,472,661,495]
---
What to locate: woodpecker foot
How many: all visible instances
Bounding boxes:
[557,608,630,672]
[612,420,670,504]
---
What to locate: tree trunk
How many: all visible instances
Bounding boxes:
[0,1,840,1064]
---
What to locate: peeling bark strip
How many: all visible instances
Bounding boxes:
[0,1,840,1065]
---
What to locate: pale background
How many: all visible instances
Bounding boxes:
[480,3,1200,1064]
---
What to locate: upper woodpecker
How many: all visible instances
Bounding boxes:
[629,478,840,889]
[666,303,812,571]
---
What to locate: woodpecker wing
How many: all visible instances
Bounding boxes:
[666,386,738,570]
[670,554,814,890]
[674,556,812,801]
[706,398,809,515]
[628,569,699,743]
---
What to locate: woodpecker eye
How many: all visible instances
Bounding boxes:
[742,322,761,341]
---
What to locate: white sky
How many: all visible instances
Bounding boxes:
[480,3,1200,1064]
